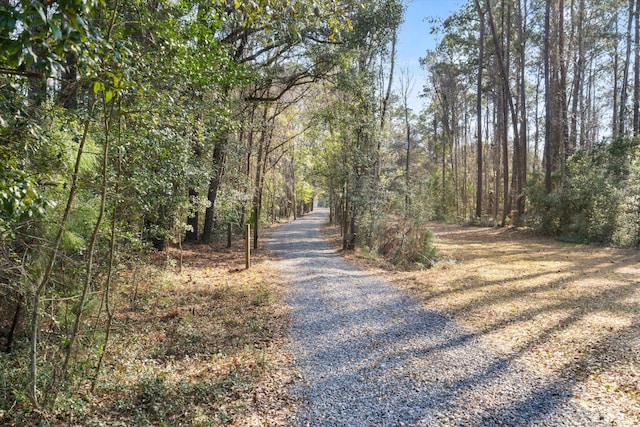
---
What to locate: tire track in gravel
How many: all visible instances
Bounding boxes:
[267,210,607,426]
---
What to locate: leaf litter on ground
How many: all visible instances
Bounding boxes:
[78,233,294,426]
[324,222,640,426]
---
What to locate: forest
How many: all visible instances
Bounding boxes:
[0,0,639,424]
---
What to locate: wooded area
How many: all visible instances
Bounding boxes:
[1,0,639,423]
[422,0,640,245]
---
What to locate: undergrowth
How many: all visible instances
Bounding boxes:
[0,241,289,426]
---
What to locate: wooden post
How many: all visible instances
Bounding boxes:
[227,222,232,248]
[245,223,251,269]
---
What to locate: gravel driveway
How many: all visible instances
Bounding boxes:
[267,210,606,426]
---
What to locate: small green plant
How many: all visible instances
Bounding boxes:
[251,283,274,306]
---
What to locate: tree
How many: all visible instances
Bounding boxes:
[474,0,485,219]
[399,67,415,210]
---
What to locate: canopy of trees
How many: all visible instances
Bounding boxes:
[0,0,404,418]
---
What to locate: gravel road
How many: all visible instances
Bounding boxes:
[267,210,607,426]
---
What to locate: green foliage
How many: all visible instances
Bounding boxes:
[0,175,49,237]
[345,0,404,51]
[0,0,412,420]
[612,157,640,247]
[296,180,314,205]
[215,171,252,226]
[0,0,98,78]
[375,215,438,268]
[370,171,439,267]
[251,282,274,306]
[102,369,253,426]
[0,99,71,238]
[521,172,548,231]
[524,139,640,247]
[0,349,34,421]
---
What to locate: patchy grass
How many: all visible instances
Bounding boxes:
[91,241,293,426]
[1,237,293,426]
[325,222,640,425]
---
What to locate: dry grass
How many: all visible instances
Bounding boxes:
[324,222,640,425]
[74,236,294,426]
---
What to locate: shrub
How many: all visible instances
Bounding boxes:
[376,215,438,268]
[524,140,640,246]
[612,159,640,247]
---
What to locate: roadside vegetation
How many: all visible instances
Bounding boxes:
[0,240,293,426]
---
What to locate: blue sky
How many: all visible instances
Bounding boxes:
[396,0,466,111]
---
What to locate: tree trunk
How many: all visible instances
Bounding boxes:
[569,0,585,156]
[544,0,553,193]
[380,31,397,132]
[5,299,21,353]
[441,121,447,219]
[558,0,569,174]
[484,0,518,225]
[400,69,414,211]
[252,106,270,250]
[619,0,634,137]
[613,15,620,138]
[60,92,115,394]
[634,0,640,134]
[515,0,527,225]
[543,0,567,193]
[493,102,500,222]
[202,136,226,244]
[60,53,78,109]
[28,97,97,408]
[474,0,484,219]
[534,60,541,171]
[501,81,510,226]
[291,144,297,220]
